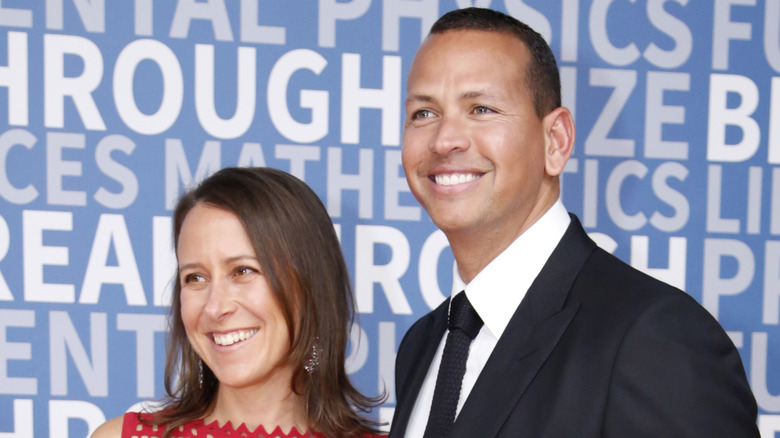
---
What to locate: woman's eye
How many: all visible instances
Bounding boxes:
[235,266,257,276]
[183,273,204,284]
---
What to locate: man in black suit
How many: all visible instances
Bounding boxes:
[389,7,758,437]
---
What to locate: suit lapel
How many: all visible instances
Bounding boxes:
[389,300,449,437]
[451,216,596,437]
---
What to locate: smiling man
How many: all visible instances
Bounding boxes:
[389,7,758,438]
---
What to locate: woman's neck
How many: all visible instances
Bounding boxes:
[205,377,307,433]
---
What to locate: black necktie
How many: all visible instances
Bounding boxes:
[423,292,484,438]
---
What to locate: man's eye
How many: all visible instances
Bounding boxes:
[473,106,493,115]
[412,109,433,120]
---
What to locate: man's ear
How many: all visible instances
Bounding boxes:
[543,106,575,177]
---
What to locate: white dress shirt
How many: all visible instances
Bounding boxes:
[404,200,571,438]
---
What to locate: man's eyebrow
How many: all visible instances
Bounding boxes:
[404,89,498,107]
[405,94,436,105]
[468,85,512,100]
[461,90,487,99]
[405,90,488,103]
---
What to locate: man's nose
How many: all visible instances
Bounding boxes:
[430,115,470,155]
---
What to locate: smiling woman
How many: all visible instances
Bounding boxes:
[92,167,385,438]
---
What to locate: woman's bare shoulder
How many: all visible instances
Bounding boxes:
[91,415,124,438]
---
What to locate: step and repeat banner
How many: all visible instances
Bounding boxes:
[1,1,779,436]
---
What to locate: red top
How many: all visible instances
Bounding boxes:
[121,412,384,438]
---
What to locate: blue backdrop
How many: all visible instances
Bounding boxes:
[1,1,779,436]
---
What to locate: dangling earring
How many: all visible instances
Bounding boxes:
[198,359,204,389]
[304,339,320,374]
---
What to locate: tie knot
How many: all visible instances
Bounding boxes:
[448,292,483,340]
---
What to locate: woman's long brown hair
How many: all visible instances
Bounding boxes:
[147,167,383,437]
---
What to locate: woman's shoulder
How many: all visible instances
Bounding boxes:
[90,414,126,438]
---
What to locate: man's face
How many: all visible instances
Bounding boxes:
[402,30,556,244]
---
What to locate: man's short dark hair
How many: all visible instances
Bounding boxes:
[430,7,561,117]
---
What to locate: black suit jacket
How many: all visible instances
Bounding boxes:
[390,216,758,437]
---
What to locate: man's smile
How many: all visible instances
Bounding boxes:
[432,172,482,186]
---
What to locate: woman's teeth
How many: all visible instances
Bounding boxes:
[213,328,258,346]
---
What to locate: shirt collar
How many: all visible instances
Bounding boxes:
[452,200,571,338]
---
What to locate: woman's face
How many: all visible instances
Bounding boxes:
[177,202,294,394]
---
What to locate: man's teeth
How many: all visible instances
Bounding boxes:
[435,173,478,186]
[213,329,258,346]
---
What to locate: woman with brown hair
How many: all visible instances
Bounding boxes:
[93,167,384,438]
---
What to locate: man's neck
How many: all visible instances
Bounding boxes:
[448,195,559,283]
[449,221,541,283]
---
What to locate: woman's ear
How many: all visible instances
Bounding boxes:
[543,106,575,177]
